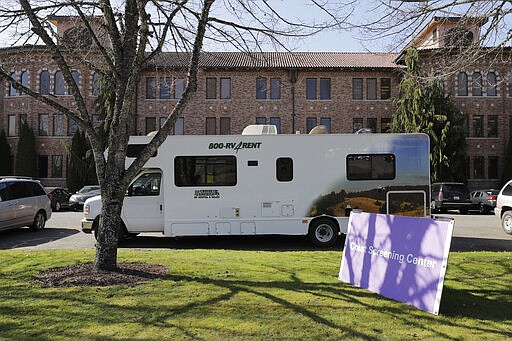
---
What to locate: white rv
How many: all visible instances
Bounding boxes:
[81,132,430,246]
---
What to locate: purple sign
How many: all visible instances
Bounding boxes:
[339,212,453,315]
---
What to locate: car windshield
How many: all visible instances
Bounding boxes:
[77,186,99,194]
[445,184,469,195]
[486,190,499,196]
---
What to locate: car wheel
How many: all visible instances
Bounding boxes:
[30,211,46,231]
[55,201,61,212]
[308,218,339,247]
[502,211,512,235]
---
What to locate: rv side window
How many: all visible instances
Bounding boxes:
[346,154,395,180]
[276,158,293,182]
[174,156,237,187]
[126,144,158,158]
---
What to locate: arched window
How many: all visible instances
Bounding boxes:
[91,72,101,96]
[20,71,29,94]
[69,70,80,94]
[9,72,17,96]
[457,72,468,96]
[486,72,497,96]
[54,71,65,95]
[39,71,50,95]
[472,72,482,96]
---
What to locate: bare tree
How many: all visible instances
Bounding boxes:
[0,0,351,271]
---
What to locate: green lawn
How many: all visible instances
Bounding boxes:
[0,249,511,340]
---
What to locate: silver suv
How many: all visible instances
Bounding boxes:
[0,177,52,231]
[495,179,512,235]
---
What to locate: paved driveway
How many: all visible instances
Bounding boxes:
[0,211,510,251]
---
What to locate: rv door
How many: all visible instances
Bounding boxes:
[122,170,164,232]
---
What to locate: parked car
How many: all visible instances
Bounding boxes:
[495,180,512,235]
[69,185,101,211]
[431,182,471,214]
[470,189,499,214]
[46,187,72,212]
[0,177,52,231]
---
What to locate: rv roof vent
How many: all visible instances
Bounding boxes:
[308,125,328,134]
[242,125,277,135]
[355,128,373,134]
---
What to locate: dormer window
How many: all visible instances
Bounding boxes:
[432,28,438,42]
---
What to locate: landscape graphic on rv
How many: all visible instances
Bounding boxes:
[306,137,429,218]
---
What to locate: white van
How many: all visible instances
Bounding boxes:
[82,132,430,246]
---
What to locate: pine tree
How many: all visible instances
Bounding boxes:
[15,121,37,177]
[0,130,12,175]
[67,130,97,193]
[392,47,467,183]
[501,139,512,186]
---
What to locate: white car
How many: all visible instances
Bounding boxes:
[495,180,512,235]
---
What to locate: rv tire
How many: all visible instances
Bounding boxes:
[308,218,339,247]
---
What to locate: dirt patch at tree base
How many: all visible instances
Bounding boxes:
[36,262,169,287]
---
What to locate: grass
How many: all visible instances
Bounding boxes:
[0,249,511,340]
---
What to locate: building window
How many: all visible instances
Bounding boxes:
[67,118,78,136]
[174,156,237,187]
[472,156,485,179]
[92,72,101,96]
[206,78,217,99]
[487,72,497,96]
[220,78,231,99]
[306,78,317,100]
[146,77,156,99]
[367,118,377,133]
[206,117,216,135]
[39,71,50,95]
[472,115,484,137]
[54,71,65,95]
[508,74,512,97]
[173,117,184,135]
[381,117,391,133]
[9,72,16,96]
[8,115,16,136]
[488,156,498,179]
[159,77,171,99]
[320,118,331,133]
[276,158,293,182]
[367,78,377,100]
[353,118,363,133]
[256,117,266,125]
[174,78,185,99]
[270,117,281,133]
[38,155,48,178]
[319,78,331,100]
[69,70,80,95]
[306,117,317,133]
[256,77,267,99]
[145,117,156,134]
[380,78,391,99]
[220,117,231,135]
[20,71,29,95]
[472,72,482,96]
[457,72,468,96]
[270,78,281,99]
[352,78,363,100]
[39,114,49,136]
[52,155,63,178]
[53,114,64,136]
[488,115,498,137]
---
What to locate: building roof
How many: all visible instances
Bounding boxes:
[148,51,400,70]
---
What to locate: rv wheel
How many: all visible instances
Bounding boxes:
[308,218,339,247]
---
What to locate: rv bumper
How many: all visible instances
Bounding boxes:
[81,219,94,234]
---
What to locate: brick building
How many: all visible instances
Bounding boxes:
[0,16,510,189]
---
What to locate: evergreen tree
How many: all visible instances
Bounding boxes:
[67,130,97,193]
[0,130,12,175]
[15,120,37,177]
[391,47,467,182]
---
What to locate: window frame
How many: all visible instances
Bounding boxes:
[174,155,237,187]
[346,154,396,181]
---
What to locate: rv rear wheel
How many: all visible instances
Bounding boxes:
[308,218,339,247]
